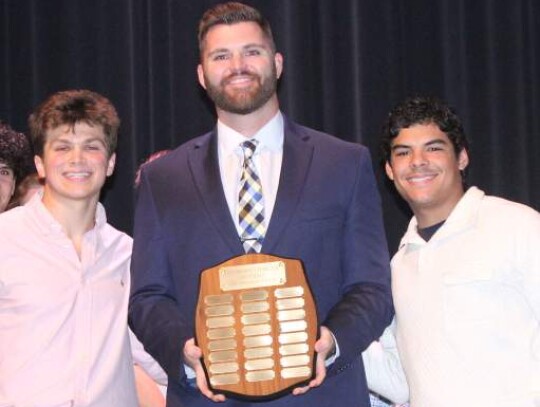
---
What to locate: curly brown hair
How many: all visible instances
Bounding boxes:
[0,121,33,182]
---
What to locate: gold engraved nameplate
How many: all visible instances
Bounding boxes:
[195,253,318,400]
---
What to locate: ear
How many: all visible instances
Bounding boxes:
[274,52,283,79]
[457,149,469,171]
[385,161,395,181]
[197,64,207,89]
[34,155,46,179]
[106,153,116,177]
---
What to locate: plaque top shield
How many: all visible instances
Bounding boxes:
[195,253,318,401]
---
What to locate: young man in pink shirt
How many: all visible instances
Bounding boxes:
[0,90,143,406]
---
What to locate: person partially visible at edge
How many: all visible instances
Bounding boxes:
[363,96,540,407]
[134,149,171,188]
[0,89,162,406]
[129,2,392,407]
[6,172,42,209]
[0,121,33,213]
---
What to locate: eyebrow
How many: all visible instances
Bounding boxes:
[391,138,450,151]
[48,137,107,148]
[207,43,268,56]
[0,164,14,174]
[50,136,105,143]
[207,47,229,56]
[243,43,267,49]
[83,138,107,145]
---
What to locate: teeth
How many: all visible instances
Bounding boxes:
[407,174,435,183]
[227,76,254,85]
[65,172,91,179]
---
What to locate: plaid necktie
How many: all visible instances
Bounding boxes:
[238,140,265,253]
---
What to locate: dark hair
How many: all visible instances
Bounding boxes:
[198,2,275,55]
[381,96,469,164]
[28,89,120,157]
[0,121,33,182]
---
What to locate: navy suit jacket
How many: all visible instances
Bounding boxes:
[129,117,392,407]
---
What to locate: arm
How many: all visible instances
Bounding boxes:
[520,209,540,400]
[129,329,168,386]
[324,147,393,369]
[128,169,191,383]
[521,209,540,321]
[293,146,393,395]
[362,321,409,404]
[134,364,166,407]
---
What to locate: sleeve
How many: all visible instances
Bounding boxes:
[323,147,394,370]
[521,208,540,399]
[129,329,168,386]
[362,321,409,404]
[521,208,540,319]
[128,168,192,383]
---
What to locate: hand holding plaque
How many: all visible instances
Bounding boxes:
[195,254,318,401]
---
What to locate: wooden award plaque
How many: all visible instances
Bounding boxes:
[195,253,318,401]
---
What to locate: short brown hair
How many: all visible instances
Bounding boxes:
[28,89,120,157]
[198,2,275,55]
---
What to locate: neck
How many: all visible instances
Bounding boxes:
[41,192,98,243]
[216,96,279,138]
[413,190,465,229]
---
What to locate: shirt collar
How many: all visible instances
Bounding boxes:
[217,111,284,157]
[398,186,484,248]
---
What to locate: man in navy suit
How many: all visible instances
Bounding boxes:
[129,2,392,406]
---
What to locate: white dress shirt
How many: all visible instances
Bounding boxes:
[0,194,138,407]
[217,111,284,235]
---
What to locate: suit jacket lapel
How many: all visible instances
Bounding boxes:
[262,118,314,254]
[188,130,244,256]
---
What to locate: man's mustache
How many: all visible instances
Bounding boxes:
[222,70,259,85]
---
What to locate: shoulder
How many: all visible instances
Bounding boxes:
[480,192,539,223]
[101,221,133,252]
[0,207,37,254]
[143,131,214,176]
[288,119,368,152]
[158,131,215,166]
[0,206,29,233]
[285,118,371,170]
[467,187,540,238]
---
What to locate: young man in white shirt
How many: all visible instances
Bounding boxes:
[364,96,540,407]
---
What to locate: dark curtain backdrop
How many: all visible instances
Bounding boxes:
[1,0,539,251]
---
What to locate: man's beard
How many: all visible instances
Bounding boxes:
[204,66,277,115]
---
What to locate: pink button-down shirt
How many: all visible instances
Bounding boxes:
[0,195,138,406]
